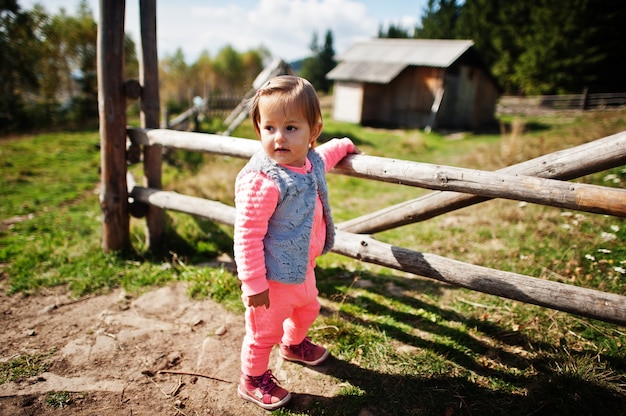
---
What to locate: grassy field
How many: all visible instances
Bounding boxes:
[1,108,626,415]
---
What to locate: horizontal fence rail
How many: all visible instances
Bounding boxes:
[129,128,626,217]
[332,231,626,326]
[127,126,626,326]
[497,92,626,115]
[128,128,259,158]
[332,154,626,217]
[338,131,626,233]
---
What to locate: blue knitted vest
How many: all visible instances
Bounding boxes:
[239,149,335,284]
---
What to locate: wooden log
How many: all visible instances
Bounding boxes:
[97,0,129,251]
[338,131,626,233]
[333,231,626,327]
[127,128,260,158]
[127,128,626,217]
[166,106,199,129]
[130,187,236,226]
[332,153,626,217]
[138,0,164,248]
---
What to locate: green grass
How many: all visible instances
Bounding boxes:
[1,109,626,414]
[45,391,72,408]
[0,351,54,384]
[0,131,101,218]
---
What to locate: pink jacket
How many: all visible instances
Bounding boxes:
[234,137,355,296]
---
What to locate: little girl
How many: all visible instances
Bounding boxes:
[233,75,357,410]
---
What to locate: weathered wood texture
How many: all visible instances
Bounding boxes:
[332,154,626,217]
[332,231,626,326]
[338,131,626,233]
[127,128,260,158]
[138,0,164,248]
[128,184,626,326]
[128,128,626,218]
[130,187,236,225]
[97,0,129,251]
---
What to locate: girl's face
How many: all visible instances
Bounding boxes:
[257,95,321,167]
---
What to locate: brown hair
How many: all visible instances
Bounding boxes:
[249,75,322,139]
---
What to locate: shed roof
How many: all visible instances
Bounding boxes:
[327,38,475,82]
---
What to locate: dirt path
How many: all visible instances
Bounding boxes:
[0,283,342,415]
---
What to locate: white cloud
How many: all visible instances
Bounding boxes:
[22,0,425,63]
[158,0,379,62]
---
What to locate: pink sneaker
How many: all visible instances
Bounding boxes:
[280,337,329,366]
[237,370,291,410]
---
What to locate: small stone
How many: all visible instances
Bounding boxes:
[38,304,58,314]
[214,325,227,336]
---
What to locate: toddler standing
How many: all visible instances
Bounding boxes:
[233,75,357,410]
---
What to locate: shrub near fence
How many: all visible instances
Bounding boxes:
[497,92,626,115]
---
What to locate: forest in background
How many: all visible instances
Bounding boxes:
[382,0,626,96]
[2,0,626,132]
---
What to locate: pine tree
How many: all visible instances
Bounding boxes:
[414,0,461,39]
[0,1,43,130]
[300,30,336,93]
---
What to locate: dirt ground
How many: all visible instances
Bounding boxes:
[0,282,345,415]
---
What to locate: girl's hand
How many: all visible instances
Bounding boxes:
[247,289,270,309]
[343,137,362,154]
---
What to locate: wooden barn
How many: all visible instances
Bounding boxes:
[327,39,500,131]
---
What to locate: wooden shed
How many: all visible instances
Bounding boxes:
[327,39,500,131]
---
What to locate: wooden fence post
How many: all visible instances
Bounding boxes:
[139,0,164,248]
[97,0,129,251]
[580,86,589,111]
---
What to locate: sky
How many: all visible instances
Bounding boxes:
[21,0,427,63]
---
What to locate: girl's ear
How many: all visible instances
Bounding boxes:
[309,122,322,146]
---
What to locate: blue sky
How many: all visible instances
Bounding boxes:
[21,0,427,62]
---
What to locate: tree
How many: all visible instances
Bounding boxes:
[414,0,461,39]
[378,23,411,39]
[159,48,190,111]
[189,50,216,99]
[0,1,43,130]
[300,30,336,93]
[124,35,139,81]
[21,1,100,124]
[590,0,626,92]
[241,47,269,88]
[300,32,320,89]
[457,0,626,94]
[212,45,246,95]
[456,0,528,94]
[1,0,136,130]
[63,0,99,121]
[160,45,269,114]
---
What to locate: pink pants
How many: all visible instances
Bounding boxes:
[240,271,320,376]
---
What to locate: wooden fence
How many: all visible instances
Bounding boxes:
[98,1,626,327]
[126,128,626,327]
[162,95,243,131]
[497,91,626,115]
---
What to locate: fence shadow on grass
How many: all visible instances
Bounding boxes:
[287,354,626,416]
[312,269,626,416]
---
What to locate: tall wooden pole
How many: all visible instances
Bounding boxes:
[139,0,164,248]
[97,0,129,251]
